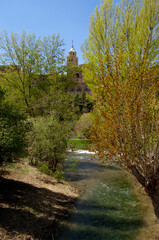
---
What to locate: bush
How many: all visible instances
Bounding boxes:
[38,163,54,175]
[54,169,64,183]
[0,89,30,164]
[74,113,91,138]
[28,114,68,172]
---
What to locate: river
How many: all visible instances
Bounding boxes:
[58,150,145,240]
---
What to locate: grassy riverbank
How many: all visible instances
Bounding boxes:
[134,183,159,240]
[67,138,91,150]
[0,156,158,240]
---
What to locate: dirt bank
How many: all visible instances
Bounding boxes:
[0,157,159,240]
[0,159,79,240]
[135,183,159,240]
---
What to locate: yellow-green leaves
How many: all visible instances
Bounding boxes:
[0,31,65,114]
[82,0,159,179]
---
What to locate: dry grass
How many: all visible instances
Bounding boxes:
[0,159,79,240]
[131,179,159,240]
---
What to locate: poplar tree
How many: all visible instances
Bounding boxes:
[82,0,159,217]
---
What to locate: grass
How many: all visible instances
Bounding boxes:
[21,166,29,174]
[67,139,92,150]
[7,162,17,170]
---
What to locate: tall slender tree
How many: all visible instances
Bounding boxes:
[82,0,159,218]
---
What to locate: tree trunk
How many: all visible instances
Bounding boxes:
[145,179,159,220]
[150,193,159,219]
[129,165,159,219]
[49,157,58,172]
[145,171,159,220]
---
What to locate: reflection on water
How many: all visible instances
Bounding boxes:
[59,151,144,240]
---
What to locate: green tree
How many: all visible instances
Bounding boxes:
[74,113,91,138]
[27,82,76,172]
[82,0,159,218]
[33,71,76,119]
[28,114,68,172]
[0,31,65,115]
[73,92,93,115]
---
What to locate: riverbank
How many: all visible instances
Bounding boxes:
[134,182,159,240]
[0,159,79,240]
[63,150,159,240]
[0,155,158,240]
[67,138,92,150]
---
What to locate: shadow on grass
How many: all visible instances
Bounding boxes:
[65,160,120,182]
[0,176,77,239]
[59,198,144,240]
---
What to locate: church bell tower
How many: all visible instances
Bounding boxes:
[67,41,78,66]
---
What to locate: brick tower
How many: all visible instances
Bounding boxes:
[67,41,78,66]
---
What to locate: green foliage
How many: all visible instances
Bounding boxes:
[66,159,79,172]
[0,31,76,173]
[7,163,16,170]
[28,114,68,172]
[35,85,76,122]
[73,92,93,115]
[82,0,159,168]
[39,163,64,182]
[82,0,159,218]
[0,88,30,164]
[54,169,64,183]
[74,113,91,138]
[21,167,29,174]
[67,139,92,150]
[82,0,159,95]
[0,31,65,114]
[38,163,54,175]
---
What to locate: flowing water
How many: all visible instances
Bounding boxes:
[59,150,144,240]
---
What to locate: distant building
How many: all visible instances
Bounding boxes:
[0,44,90,95]
[67,42,90,94]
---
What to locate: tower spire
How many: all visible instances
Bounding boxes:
[69,41,76,53]
[67,41,78,65]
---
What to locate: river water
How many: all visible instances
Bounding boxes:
[59,150,144,240]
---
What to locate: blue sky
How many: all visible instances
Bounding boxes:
[0,0,118,64]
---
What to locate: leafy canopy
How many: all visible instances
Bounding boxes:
[0,31,65,114]
[82,0,159,180]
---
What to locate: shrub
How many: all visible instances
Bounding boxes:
[0,89,30,164]
[74,113,91,138]
[28,114,67,172]
[38,163,54,175]
[54,169,64,183]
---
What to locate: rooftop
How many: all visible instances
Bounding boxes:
[69,41,76,53]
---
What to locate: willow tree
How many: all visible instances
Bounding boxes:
[82,0,159,217]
